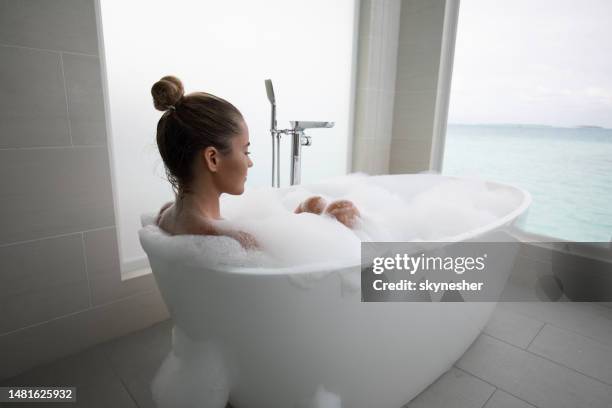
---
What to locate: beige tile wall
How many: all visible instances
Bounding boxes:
[352,0,401,174]
[390,0,446,174]
[0,0,168,381]
[352,0,452,174]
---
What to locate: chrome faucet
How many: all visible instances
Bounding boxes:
[265,79,334,187]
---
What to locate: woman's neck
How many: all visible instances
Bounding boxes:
[177,187,222,220]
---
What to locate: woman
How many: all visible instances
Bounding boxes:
[152,76,360,249]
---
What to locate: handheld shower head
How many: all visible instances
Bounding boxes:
[265,79,276,106]
[265,79,280,187]
[265,79,276,131]
[265,79,278,131]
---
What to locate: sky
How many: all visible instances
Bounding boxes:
[447,0,612,128]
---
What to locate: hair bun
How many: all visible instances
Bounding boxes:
[151,75,185,111]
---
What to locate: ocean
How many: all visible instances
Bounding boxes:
[442,124,612,242]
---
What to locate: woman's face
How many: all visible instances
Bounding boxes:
[215,120,253,195]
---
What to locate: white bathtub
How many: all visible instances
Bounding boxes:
[139,174,531,408]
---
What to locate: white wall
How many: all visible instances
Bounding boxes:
[98,0,358,273]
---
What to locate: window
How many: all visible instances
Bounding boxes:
[442,0,612,242]
[96,0,357,275]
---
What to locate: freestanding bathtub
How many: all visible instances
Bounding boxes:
[139,174,531,408]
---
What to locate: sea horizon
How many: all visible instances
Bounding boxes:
[448,122,612,131]
[443,123,612,242]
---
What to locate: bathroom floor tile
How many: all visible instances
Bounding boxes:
[92,319,171,408]
[0,381,136,408]
[405,367,495,408]
[0,345,115,389]
[484,306,545,349]
[63,379,137,408]
[500,302,612,346]
[483,389,536,408]
[4,302,612,408]
[0,347,136,408]
[121,374,157,408]
[528,324,612,385]
[102,319,172,384]
[457,334,612,408]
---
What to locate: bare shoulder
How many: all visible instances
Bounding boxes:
[156,207,176,235]
[157,205,219,237]
[158,208,258,249]
[155,201,174,226]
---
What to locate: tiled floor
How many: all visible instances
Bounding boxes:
[2,302,612,408]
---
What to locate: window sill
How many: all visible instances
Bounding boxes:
[121,266,152,282]
[513,228,611,264]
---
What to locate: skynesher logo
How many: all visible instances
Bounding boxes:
[372,253,487,275]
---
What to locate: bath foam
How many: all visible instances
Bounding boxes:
[152,327,230,408]
[215,212,361,267]
[296,385,342,408]
[150,320,345,408]
[138,224,275,269]
[393,181,500,241]
[140,173,520,271]
[140,174,531,408]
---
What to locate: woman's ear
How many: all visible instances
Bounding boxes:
[203,146,219,172]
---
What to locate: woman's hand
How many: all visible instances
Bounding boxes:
[294,195,328,215]
[294,196,361,228]
[324,199,361,228]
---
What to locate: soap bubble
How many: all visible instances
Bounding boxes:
[141,174,521,271]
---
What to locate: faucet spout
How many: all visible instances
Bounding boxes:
[290,121,335,131]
